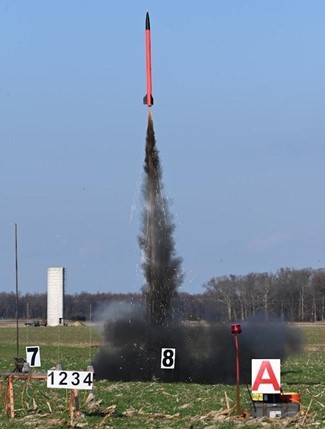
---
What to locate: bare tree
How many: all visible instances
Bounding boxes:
[311,270,325,321]
[204,276,237,321]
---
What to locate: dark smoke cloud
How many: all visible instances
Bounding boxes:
[92,309,304,383]
[92,113,304,383]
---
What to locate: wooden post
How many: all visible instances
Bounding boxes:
[4,376,15,418]
[69,389,80,427]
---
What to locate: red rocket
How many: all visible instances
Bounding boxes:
[143,12,154,107]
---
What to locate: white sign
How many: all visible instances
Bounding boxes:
[251,359,281,393]
[160,348,176,369]
[47,370,93,390]
[26,346,41,367]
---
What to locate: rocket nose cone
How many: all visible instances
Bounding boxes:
[145,12,150,30]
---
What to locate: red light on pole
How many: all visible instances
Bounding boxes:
[231,324,242,414]
[231,324,242,334]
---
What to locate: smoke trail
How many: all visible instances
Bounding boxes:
[138,111,184,326]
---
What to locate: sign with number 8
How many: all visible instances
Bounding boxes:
[161,348,176,369]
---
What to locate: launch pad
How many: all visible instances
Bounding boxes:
[3,372,47,418]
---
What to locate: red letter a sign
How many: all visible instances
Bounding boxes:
[251,359,281,393]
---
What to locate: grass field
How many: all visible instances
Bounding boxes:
[0,323,324,428]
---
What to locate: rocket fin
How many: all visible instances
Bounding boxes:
[143,95,154,105]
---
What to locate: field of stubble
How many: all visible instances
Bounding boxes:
[0,322,324,429]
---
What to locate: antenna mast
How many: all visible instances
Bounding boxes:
[15,223,19,357]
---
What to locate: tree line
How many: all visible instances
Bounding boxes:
[203,267,325,322]
[0,268,324,323]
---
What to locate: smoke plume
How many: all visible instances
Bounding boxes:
[92,112,304,383]
[92,310,304,383]
[138,111,184,326]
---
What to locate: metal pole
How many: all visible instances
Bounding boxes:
[234,334,241,414]
[15,223,19,357]
[89,303,92,363]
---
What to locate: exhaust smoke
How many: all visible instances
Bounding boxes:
[92,113,304,383]
[139,112,184,326]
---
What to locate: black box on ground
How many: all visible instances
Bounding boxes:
[251,402,300,418]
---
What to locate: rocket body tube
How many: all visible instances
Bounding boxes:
[143,12,154,107]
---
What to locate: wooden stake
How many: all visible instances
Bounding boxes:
[302,399,313,427]
[69,389,80,427]
[4,376,15,418]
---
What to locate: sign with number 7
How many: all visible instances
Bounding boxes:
[26,346,41,367]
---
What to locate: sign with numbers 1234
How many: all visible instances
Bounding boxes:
[47,370,93,390]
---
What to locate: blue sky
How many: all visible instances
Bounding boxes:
[0,1,324,295]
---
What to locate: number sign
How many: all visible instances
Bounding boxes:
[47,370,93,390]
[26,346,41,367]
[161,348,176,369]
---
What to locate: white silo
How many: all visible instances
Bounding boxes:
[47,267,65,326]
